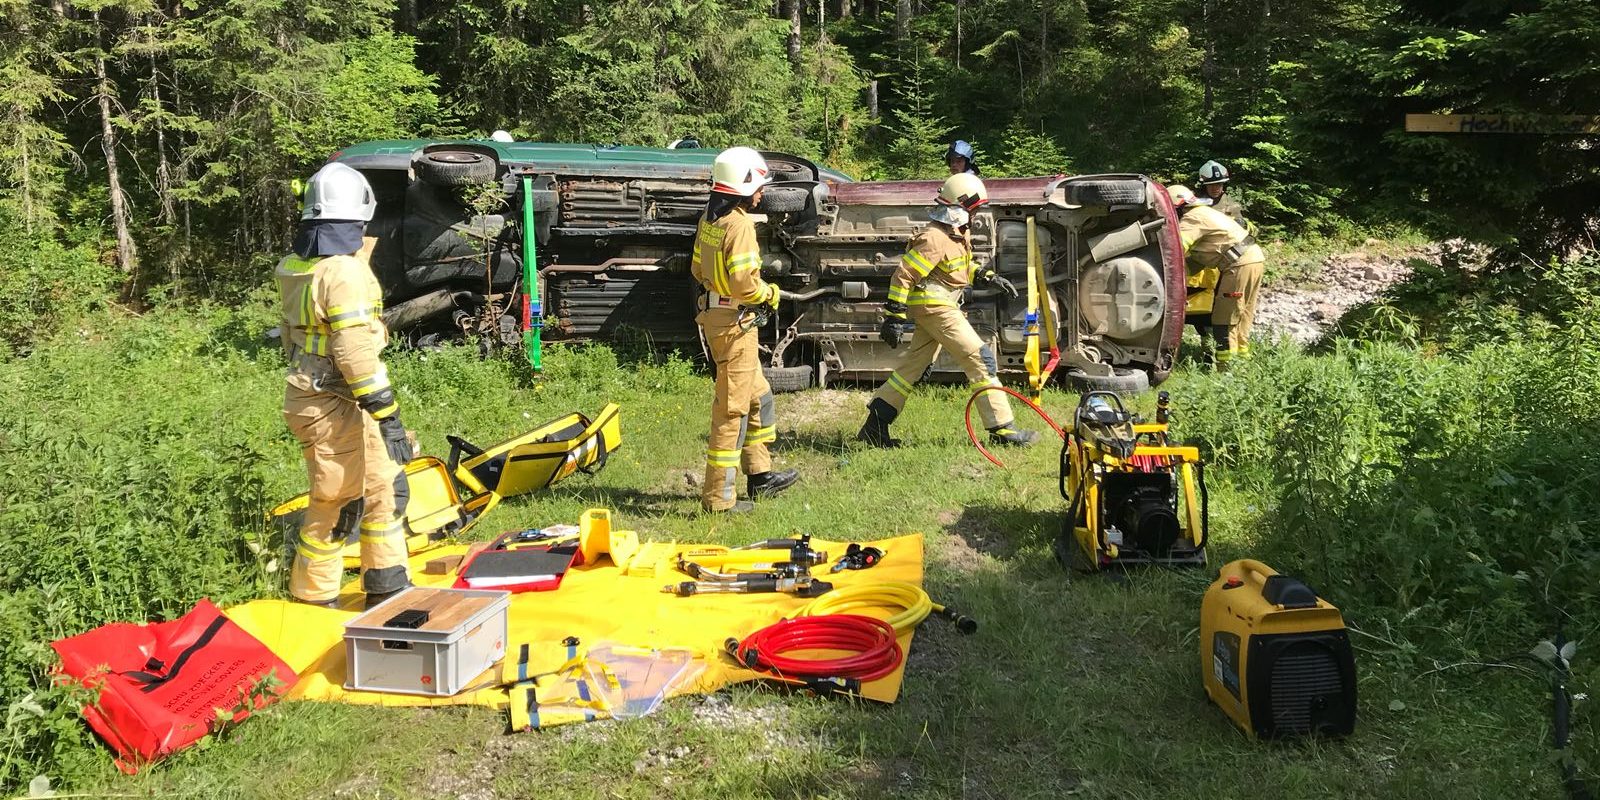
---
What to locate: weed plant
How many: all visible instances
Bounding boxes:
[3,250,1598,795]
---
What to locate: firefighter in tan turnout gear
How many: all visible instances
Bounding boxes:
[1169,184,1266,368]
[692,147,800,513]
[857,173,1039,448]
[277,162,414,607]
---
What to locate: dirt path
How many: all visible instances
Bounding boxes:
[1252,241,1435,343]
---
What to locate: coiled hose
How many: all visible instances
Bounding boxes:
[728,615,902,681]
[792,581,978,636]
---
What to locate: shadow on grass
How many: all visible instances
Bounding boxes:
[940,503,1061,563]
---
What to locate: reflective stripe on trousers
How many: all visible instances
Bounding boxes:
[698,308,774,510]
[872,304,1013,430]
[283,386,410,602]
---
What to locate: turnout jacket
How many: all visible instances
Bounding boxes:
[888,222,976,308]
[692,206,777,308]
[275,241,398,419]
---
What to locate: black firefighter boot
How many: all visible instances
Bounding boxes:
[363,566,414,610]
[988,424,1040,447]
[856,398,902,448]
[748,469,800,499]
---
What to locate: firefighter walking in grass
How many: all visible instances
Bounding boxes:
[693,147,800,513]
[277,162,414,607]
[857,173,1039,448]
[1169,184,1265,368]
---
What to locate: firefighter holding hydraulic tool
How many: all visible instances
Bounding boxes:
[857,173,1038,448]
[692,147,801,513]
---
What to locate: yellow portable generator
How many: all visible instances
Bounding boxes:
[1200,559,1357,739]
[1054,391,1207,572]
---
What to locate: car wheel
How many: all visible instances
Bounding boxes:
[1065,179,1147,207]
[416,149,498,188]
[1063,366,1150,395]
[763,364,813,393]
[757,186,810,213]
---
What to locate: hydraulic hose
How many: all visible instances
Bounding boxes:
[792,581,978,636]
[728,615,902,682]
[964,384,1066,468]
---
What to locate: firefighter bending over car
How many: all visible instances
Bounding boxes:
[277,162,414,608]
[857,173,1039,448]
[692,147,800,513]
[1169,184,1265,369]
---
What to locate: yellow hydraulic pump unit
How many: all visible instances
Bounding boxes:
[1054,390,1207,572]
[1200,559,1357,739]
[447,403,621,498]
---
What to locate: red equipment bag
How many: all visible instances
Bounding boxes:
[50,598,297,773]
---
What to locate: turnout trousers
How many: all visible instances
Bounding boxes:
[872,303,1012,429]
[284,384,410,603]
[699,308,776,511]
[1211,259,1265,363]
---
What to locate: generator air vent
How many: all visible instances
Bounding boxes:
[1267,641,1346,735]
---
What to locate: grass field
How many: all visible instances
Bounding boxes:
[5,299,1581,799]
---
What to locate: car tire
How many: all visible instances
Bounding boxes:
[1065,179,1147,207]
[416,149,498,188]
[757,185,810,213]
[763,364,813,393]
[1063,366,1150,395]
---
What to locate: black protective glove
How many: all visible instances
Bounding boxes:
[990,274,1019,300]
[377,416,414,465]
[879,301,911,348]
[879,318,905,348]
[978,269,1019,300]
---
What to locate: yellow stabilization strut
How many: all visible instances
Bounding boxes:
[1024,217,1059,402]
[1024,217,1043,402]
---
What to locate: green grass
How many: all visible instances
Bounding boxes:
[4,297,1587,798]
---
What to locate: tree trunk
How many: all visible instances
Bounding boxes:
[784,0,802,71]
[867,79,879,121]
[894,0,910,43]
[955,0,963,70]
[1202,0,1215,114]
[149,61,182,285]
[19,138,32,234]
[1039,0,1048,77]
[397,0,417,33]
[836,0,851,20]
[93,10,139,285]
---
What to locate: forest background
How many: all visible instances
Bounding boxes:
[1,0,1596,324]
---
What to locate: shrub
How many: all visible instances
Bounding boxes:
[0,217,118,356]
[1179,257,1600,646]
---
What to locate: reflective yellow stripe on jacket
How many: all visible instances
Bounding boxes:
[909,253,973,307]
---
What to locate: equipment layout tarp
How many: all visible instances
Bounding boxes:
[225,534,924,724]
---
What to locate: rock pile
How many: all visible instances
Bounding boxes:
[1253,241,1432,343]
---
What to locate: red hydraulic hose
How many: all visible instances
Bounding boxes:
[964,384,1066,468]
[730,615,902,682]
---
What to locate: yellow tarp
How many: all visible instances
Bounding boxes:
[225,534,924,725]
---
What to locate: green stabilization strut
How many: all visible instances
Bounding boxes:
[521,174,543,373]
